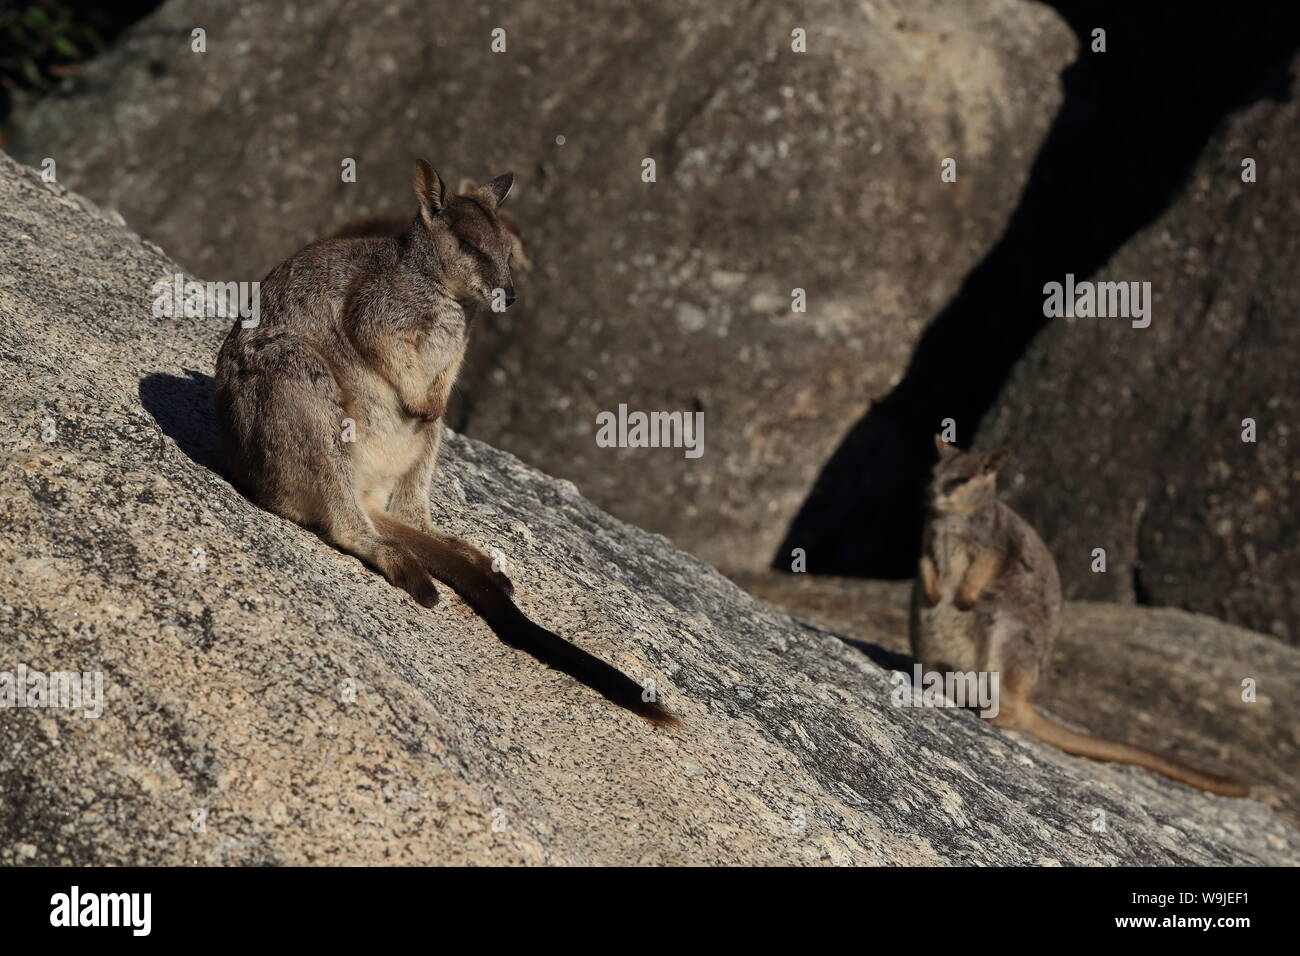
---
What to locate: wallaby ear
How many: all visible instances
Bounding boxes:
[413,158,446,217]
[933,433,957,458]
[483,172,514,207]
[983,448,1010,472]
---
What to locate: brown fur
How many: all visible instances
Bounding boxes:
[329,177,532,272]
[215,159,678,727]
[909,436,1246,797]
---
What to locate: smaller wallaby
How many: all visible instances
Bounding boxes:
[215,159,676,727]
[909,435,1246,797]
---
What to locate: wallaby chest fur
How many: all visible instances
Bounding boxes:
[911,501,1061,685]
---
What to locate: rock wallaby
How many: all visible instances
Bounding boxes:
[215,159,678,727]
[909,436,1245,797]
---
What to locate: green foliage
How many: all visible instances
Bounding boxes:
[0,1,106,93]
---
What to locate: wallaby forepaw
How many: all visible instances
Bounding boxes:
[953,592,976,611]
[401,400,444,424]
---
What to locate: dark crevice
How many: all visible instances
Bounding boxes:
[1131,498,1154,606]
[775,0,1300,578]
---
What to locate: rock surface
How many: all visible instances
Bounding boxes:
[1,153,1297,865]
[733,571,1300,824]
[7,0,1075,572]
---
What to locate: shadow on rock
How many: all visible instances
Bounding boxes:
[139,369,226,478]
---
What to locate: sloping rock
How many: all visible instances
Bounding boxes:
[1,153,1297,865]
[8,0,1075,571]
[732,571,1300,823]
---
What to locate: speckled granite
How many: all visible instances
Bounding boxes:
[1,152,1296,864]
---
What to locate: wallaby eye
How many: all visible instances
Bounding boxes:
[942,477,967,493]
[459,240,476,255]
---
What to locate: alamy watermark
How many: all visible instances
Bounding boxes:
[1042,273,1151,328]
[50,886,150,936]
[890,664,1000,719]
[1,663,103,718]
[151,273,260,328]
[595,403,704,459]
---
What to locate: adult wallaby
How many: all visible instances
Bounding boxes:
[214,159,678,727]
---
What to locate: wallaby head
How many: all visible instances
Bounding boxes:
[928,435,1009,515]
[412,158,517,308]
[459,177,532,272]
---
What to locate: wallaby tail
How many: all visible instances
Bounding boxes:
[376,516,681,728]
[1012,709,1247,798]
